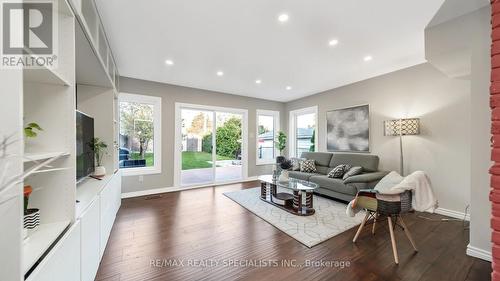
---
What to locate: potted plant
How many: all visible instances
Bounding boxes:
[275,131,287,164]
[278,159,293,182]
[23,185,40,232]
[24,122,43,138]
[90,137,108,177]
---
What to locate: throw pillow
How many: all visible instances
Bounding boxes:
[342,166,364,180]
[290,157,305,171]
[300,159,317,173]
[328,164,352,178]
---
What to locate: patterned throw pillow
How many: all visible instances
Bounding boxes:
[342,166,364,180]
[300,159,317,173]
[290,157,305,171]
[327,164,352,178]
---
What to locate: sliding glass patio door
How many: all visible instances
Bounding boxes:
[179,106,244,186]
[181,108,214,186]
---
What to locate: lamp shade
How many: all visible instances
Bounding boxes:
[384,118,420,136]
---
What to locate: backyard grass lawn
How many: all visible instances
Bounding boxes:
[182,151,233,170]
[130,152,154,167]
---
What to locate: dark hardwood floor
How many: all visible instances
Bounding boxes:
[95,181,491,281]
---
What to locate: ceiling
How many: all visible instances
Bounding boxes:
[95,0,446,102]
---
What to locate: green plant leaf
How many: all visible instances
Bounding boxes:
[27,123,43,131]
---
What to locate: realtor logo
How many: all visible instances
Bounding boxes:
[1,0,58,68]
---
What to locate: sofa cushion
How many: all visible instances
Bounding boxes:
[315,165,331,175]
[309,175,358,196]
[327,164,352,178]
[329,153,379,172]
[343,166,364,180]
[301,152,333,167]
[288,171,317,181]
[300,159,317,173]
[290,157,305,171]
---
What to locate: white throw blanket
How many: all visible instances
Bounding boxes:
[346,171,438,217]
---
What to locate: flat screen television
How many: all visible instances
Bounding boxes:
[76,110,95,182]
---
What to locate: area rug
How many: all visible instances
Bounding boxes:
[223,187,365,247]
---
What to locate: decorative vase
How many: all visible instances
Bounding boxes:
[279,170,290,182]
[276,156,285,164]
[24,208,40,229]
[94,166,106,177]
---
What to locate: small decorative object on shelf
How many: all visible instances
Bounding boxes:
[275,131,287,164]
[279,170,289,182]
[24,122,43,138]
[23,185,40,231]
[90,137,108,177]
[278,159,292,182]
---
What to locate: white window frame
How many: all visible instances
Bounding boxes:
[119,93,162,176]
[289,106,318,158]
[256,109,280,165]
[173,103,249,187]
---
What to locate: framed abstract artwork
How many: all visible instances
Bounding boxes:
[326,104,370,152]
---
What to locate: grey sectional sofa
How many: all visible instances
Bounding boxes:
[288,152,389,202]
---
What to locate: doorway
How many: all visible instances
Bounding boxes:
[174,103,248,187]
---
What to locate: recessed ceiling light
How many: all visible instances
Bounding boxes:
[216,71,224,76]
[278,14,289,22]
[165,59,174,65]
[286,86,292,90]
[363,56,373,62]
[328,39,339,46]
[255,79,262,84]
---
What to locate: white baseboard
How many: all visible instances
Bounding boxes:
[466,244,492,262]
[435,207,470,221]
[121,176,260,199]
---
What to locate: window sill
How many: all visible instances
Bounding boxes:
[256,161,276,166]
[121,167,161,176]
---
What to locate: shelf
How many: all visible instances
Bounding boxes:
[24,67,72,86]
[23,220,71,274]
[23,152,70,163]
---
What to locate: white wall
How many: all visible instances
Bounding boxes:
[286,63,471,213]
[468,7,492,260]
[118,77,286,193]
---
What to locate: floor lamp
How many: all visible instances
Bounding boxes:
[384,118,420,176]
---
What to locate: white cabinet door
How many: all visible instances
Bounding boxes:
[80,197,100,281]
[99,172,121,258]
[27,222,81,281]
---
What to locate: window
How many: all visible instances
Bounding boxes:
[256,110,280,165]
[119,93,161,175]
[289,106,318,158]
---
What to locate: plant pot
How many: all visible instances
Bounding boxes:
[94,166,106,177]
[24,208,40,230]
[22,228,28,240]
[279,170,290,182]
[276,156,286,164]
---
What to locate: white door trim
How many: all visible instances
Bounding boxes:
[174,102,249,187]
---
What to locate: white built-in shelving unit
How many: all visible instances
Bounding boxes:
[12,0,122,280]
[0,0,121,279]
[22,0,76,276]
